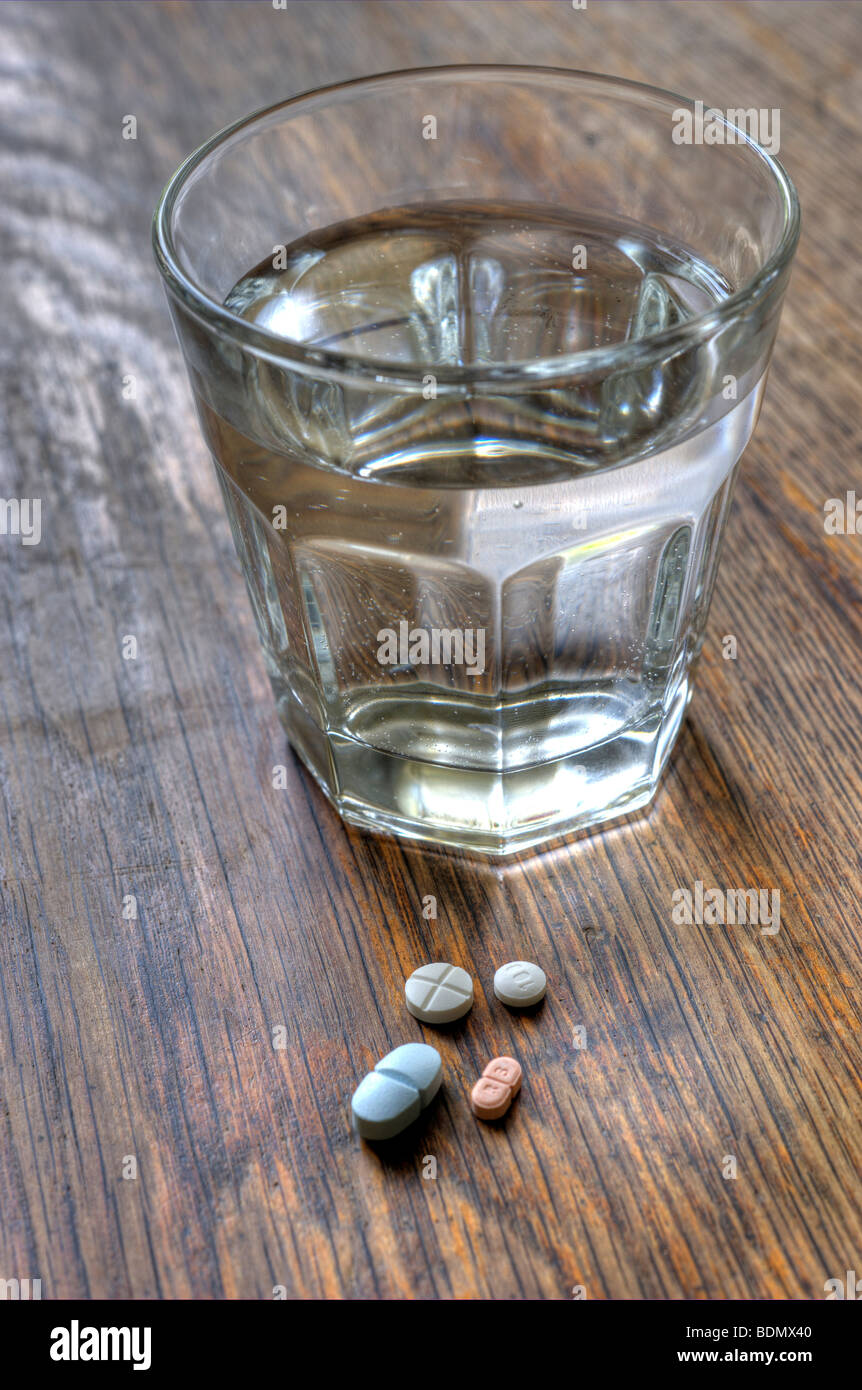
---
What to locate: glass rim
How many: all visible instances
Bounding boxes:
[152,64,801,389]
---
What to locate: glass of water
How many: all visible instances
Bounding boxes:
[153,67,799,854]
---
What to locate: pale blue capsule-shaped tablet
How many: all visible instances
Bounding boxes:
[377,1044,442,1106]
[351,1042,442,1140]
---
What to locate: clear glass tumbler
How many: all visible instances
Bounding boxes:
[153,67,799,854]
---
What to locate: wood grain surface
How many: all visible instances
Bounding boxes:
[1,0,860,1301]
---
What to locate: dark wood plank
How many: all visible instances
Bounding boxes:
[0,0,860,1301]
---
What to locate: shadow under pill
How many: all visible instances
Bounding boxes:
[418,1016,472,1038]
[357,1093,442,1164]
[474,1096,520,1131]
[499,998,545,1018]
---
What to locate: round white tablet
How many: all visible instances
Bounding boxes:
[405,962,473,1024]
[493,960,547,1008]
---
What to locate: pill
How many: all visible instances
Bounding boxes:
[471,1056,523,1121]
[471,1077,511,1120]
[351,1042,442,1140]
[405,962,473,1024]
[482,1056,522,1094]
[493,960,547,1008]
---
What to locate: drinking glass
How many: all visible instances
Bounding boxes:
[153,67,799,854]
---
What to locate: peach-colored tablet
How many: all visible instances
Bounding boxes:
[471,1057,523,1120]
[482,1056,522,1095]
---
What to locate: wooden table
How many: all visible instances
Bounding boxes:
[1,0,860,1301]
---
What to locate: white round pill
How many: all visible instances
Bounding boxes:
[405,962,473,1024]
[493,960,547,1008]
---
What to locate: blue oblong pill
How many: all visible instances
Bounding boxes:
[351,1071,421,1140]
[376,1043,442,1107]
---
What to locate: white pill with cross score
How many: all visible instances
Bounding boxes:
[494,960,547,1008]
[405,962,473,1023]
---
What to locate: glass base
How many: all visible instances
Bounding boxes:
[279,677,688,855]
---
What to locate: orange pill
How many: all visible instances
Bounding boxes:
[471,1077,511,1120]
[482,1056,522,1095]
[471,1056,523,1120]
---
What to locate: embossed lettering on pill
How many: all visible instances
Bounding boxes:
[493,960,547,1007]
[483,1056,522,1093]
[471,1056,523,1121]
